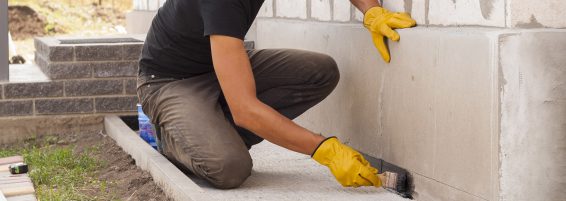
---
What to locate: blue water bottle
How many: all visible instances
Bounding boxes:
[137,104,158,149]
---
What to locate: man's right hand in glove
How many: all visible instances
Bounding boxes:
[312,137,382,187]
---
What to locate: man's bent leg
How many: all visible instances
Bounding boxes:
[220,49,340,148]
[138,73,252,189]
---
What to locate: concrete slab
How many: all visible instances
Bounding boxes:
[193,140,409,201]
[104,115,409,201]
[7,64,49,83]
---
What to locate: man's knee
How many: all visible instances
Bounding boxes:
[310,53,340,91]
[203,151,253,189]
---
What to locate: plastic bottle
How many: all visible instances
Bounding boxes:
[137,104,158,149]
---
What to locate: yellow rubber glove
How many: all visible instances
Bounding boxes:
[312,137,382,187]
[363,7,416,63]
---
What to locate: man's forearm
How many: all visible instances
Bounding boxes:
[210,35,324,155]
[240,99,325,155]
[350,0,380,14]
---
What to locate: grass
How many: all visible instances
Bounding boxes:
[0,136,117,200]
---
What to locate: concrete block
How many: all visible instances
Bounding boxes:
[35,98,93,115]
[380,30,439,176]
[75,45,123,61]
[34,38,48,58]
[382,0,405,12]
[48,46,75,62]
[353,8,363,22]
[333,0,350,22]
[499,31,566,201]
[8,64,49,83]
[123,44,143,60]
[93,61,138,78]
[409,0,427,25]
[4,82,64,99]
[276,0,307,19]
[125,79,138,95]
[430,32,494,199]
[138,0,148,10]
[428,0,505,27]
[508,0,566,28]
[95,96,138,113]
[34,54,49,74]
[48,62,93,79]
[255,19,502,200]
[126,10,157,34]
[148,0,160,11]
[311,0,332,21]
[0,100,33,117]
[257,0,273,18]
[65,80,124,97]
[412,173,484,201]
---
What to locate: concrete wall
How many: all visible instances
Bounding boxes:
[126,0,163,34]
[123,0,566,200]
[499,31,566,201]
[254,1,566,201]
[256,0,566,28]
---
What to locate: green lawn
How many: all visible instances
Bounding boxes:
[0,136,117,200]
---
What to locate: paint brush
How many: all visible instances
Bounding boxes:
[381,171,412,199]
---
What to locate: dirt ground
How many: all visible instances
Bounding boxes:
[1,131,172,201]
[8,0,130,64]
[8,5,46,40]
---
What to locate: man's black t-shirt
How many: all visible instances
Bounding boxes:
[140,0,264,77]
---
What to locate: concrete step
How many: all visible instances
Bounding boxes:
[104,115,409,201]
[193,141,408,201]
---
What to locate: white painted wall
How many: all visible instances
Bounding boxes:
[507,0,566,28]
[124,0,566,200]
[132,0,165,11]
[254,1,566,201]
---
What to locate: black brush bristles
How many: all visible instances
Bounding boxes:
[384,171,413,199]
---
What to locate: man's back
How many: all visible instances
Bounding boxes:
[140,0,264,78]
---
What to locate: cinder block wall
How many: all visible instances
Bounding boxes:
[252,1,566,201]
[0,36,144,142]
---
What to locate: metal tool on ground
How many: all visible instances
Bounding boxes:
[8,163,28,175]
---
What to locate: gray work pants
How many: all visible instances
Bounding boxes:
[136,49,339,189]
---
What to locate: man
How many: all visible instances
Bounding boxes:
[137,0,415,190]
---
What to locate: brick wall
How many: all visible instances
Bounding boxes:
[0,36,255,118]
[258,0,364,23]
[0,36,145,118]
[257,0,566,28]
[132,0,165,11]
